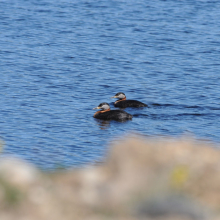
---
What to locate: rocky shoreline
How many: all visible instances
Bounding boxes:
[0,136,220,220]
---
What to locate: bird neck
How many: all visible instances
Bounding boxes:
[115,97,126,104]
[94,109,110,116]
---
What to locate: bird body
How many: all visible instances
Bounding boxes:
[114,99,147,108]
[93,103,132,121]
[111,92,147,108]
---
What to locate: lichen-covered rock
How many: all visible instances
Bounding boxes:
[0,158,40,188]
[0,136,220,220]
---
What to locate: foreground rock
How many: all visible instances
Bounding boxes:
[0,136,220,220]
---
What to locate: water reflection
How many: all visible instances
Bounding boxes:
[95,119,111,130]
[95,118,132,130]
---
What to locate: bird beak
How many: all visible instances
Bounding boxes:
[111,96,117,99]
[93,106,100,110]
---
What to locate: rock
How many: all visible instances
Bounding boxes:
[0,158,40,188]
[0,136,220,220]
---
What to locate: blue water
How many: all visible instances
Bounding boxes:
[1,0,220,170]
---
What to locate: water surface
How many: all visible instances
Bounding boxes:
[1,0,220,170]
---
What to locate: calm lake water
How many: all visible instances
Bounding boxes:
[1,0,220,170]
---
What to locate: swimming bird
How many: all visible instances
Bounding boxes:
[93,102,132,121]
[111,92,148,108]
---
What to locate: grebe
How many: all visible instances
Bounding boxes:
[111,92,147,108]
[93,102,132,121]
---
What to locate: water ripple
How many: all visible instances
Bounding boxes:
[1,0,220,170]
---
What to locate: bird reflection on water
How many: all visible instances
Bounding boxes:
[95,118,131,130]
[95,119,111,130]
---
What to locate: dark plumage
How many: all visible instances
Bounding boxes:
[111,92,148,108]
[93,102,132,121]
